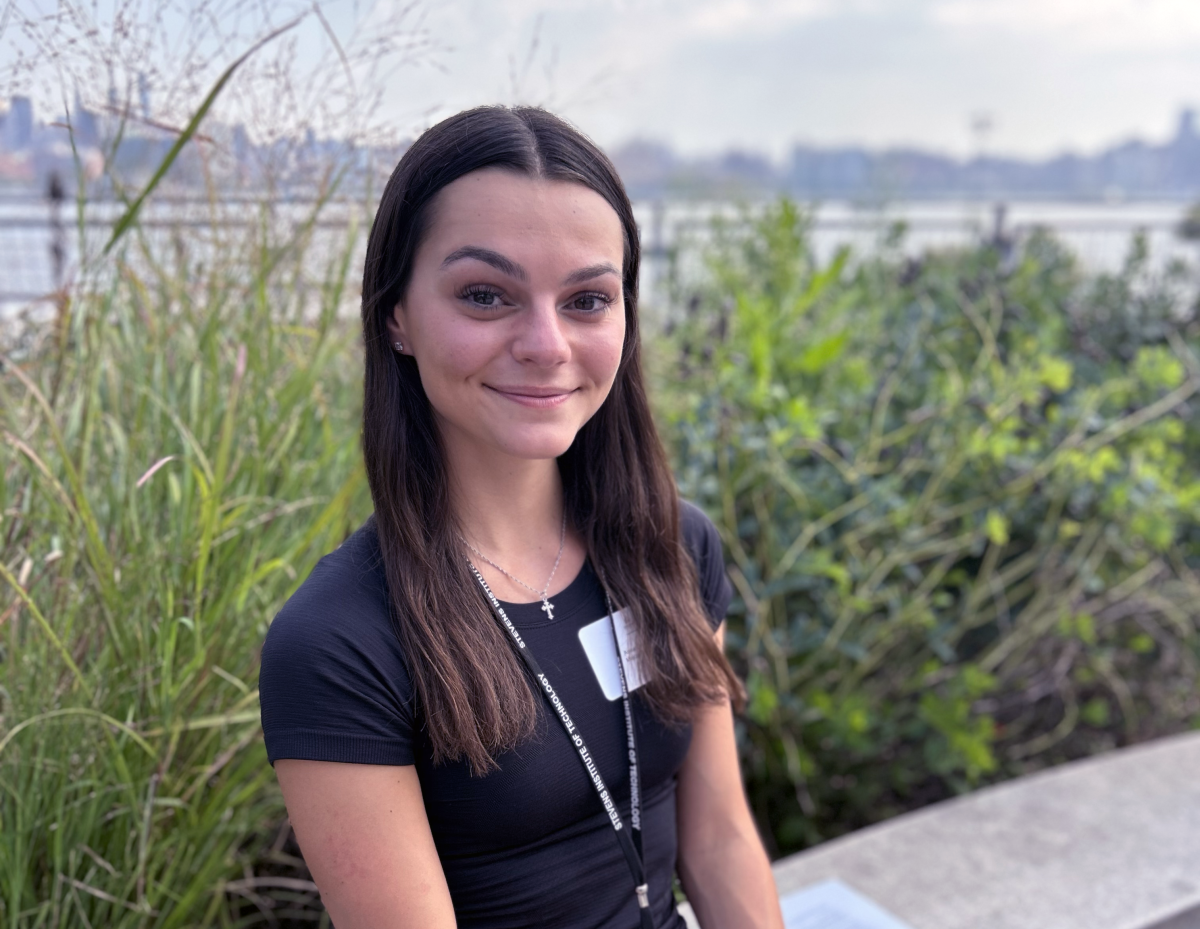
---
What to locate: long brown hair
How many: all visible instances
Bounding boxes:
[361,105,742,773]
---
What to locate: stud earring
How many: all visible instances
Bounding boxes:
[394,341,404,352]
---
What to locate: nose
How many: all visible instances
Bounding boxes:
[511,298,570,366]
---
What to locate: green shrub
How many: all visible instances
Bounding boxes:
[7,189,1200,926]
[656,201,1200,855]
[0,200,367,926]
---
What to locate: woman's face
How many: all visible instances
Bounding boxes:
[388,168,628,465]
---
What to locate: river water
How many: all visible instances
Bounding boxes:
[2,196,1196,324]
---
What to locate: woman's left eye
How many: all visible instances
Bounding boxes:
[461,287,505,308]
[568,293,612,313]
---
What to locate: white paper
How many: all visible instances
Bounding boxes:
[780,880,915,929]
[577,609,648,700]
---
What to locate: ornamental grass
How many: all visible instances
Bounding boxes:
[4,192,1200,924]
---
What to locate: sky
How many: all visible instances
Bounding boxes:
[4,0,1200,161]
[363,0,1200,161]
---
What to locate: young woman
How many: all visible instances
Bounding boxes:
[259,106,785,929]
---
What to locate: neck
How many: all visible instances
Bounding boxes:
[440,419,588,606]
[448,443,565,560]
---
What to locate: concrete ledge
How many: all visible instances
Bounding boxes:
[1148,905,1200,929]
[769,731,1200,929]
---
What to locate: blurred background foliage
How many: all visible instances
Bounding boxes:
[4,191,1200,923]
[1,195,368,925]
[658,201,1200,854]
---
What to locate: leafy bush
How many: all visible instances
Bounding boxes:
[657,201,1200,855]
[0,201,367,926]
[6,189,1200,926]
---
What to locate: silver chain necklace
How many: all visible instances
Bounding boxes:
[462,510,568,620]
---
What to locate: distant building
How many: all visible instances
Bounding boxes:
[3,89,1193,203]
[611,107,1200,202]
[607,140,677,200]
[1,96,34,151]
[0,94,108,185]
[138,72,151,122]
[72,93,100,147]
[788,148,872,198]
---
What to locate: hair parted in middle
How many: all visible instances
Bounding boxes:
[360,105,743,774]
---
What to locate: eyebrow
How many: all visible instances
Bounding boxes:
[441,246,527,281]
[562,263,621,286]
[440,246,620,287]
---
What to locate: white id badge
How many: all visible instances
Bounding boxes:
[577,609,648,701]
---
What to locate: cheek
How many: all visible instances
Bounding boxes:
[407,332,491,427]
[422,330,490,382]
[410,303,492,386]
[591,316,627,387]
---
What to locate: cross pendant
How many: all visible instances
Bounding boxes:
[541,598,555,620]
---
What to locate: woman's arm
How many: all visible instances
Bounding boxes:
[676,628,785,929]
[275,759,456,929]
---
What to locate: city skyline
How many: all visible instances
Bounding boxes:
[4,90,1200,202]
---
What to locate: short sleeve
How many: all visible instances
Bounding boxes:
[679,500,733,629]
[259,525,418,766]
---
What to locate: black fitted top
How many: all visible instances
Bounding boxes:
[259,502,732,929]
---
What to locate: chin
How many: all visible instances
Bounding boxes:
[494,428,580,461]
[505,440,577,462]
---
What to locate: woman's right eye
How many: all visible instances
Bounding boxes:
[463,288,503,308]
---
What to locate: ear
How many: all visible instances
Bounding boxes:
[385,302,408,351]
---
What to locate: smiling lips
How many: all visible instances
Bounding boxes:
[485,385,577,408]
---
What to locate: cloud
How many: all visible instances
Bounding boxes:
[467,0,876,42]
[360,0,1200,158]
[932,0,1200,51]
[683,0,843,36]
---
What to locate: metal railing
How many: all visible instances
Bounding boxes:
[3,196,1195,305]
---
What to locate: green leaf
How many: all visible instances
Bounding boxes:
[960,665,997,699]
[985,509,1010,546]
[796,332,849,374]
[1133,346,1186,391]
[1039,356,1074,393]
[1081,698,1110,727]
[746,673,779,724]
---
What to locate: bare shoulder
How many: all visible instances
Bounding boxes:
[276,760,455,929]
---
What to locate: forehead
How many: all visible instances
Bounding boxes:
[421,168,625,266]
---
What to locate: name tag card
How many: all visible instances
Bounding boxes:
[780,880,915,929]
[577,610,648,701]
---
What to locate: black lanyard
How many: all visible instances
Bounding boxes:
[468,562,655,929]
